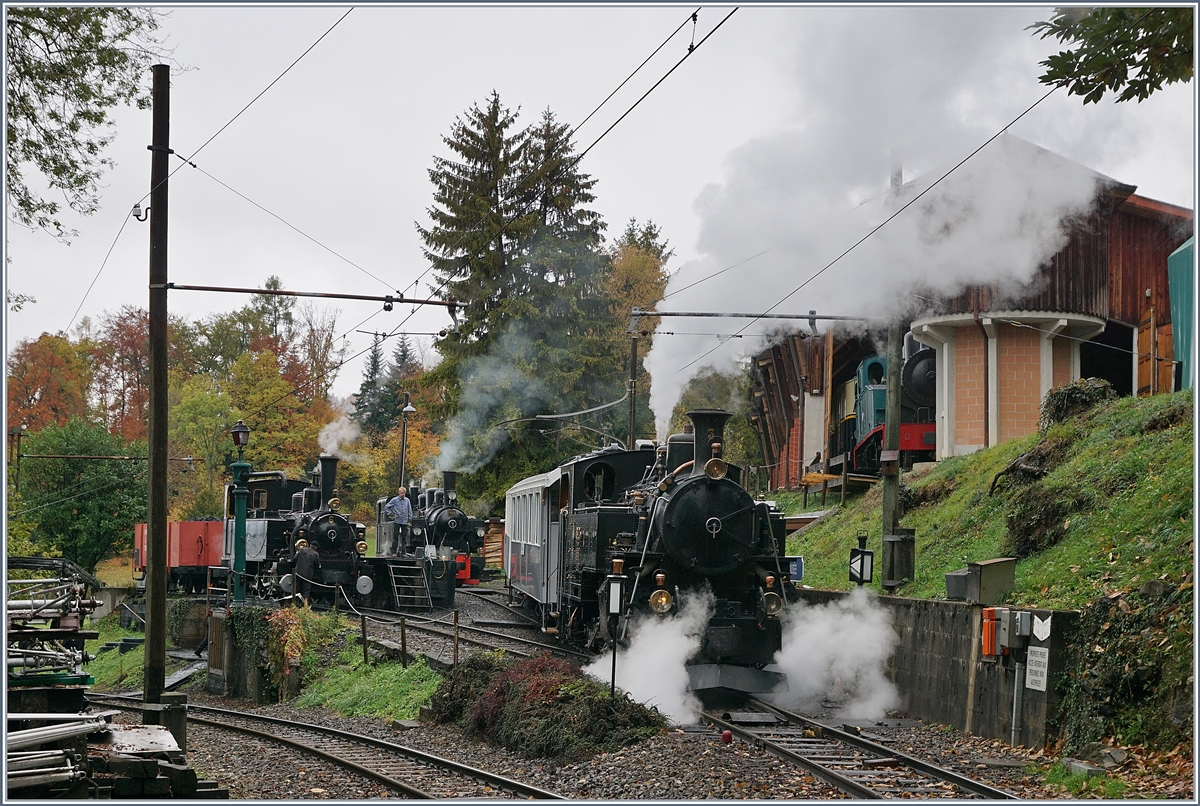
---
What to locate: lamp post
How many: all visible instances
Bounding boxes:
[607,558,627,697]
[398,394,416,489]
[230,420,251,604]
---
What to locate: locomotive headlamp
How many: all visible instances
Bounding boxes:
[295,539,308,550]
[703,458,728,480]
[328,497,341,511]
[355,540,368,555]
[655,571,667,587]
[476,526,486,538]
[763,590,784,617]
[411,525,424,537]
[649,588,674,614]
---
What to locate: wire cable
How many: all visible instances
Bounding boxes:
[187,161,394,290]
[59,8,355,337]
[573,8,700,135]
[672,8,1158,375]
[81,8,741,455]
[405,7,734,305]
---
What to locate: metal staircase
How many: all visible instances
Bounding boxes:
[387,559,433,611]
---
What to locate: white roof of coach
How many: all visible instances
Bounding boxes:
[505,468,563,500]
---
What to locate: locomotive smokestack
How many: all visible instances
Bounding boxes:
[318,454,338,508]
[685,410,732,475]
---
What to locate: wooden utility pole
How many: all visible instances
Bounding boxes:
[881,320,903,537]
[144,64,170,708]
[628,335,638,447]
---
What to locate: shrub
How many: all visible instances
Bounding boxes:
[1040,378,1116,430]
[429,652,668,761]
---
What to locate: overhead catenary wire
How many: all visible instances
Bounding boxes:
[671,8,1161,376]
[186,161,396,291]
[401,7,730,304]
[214,6,741,428]
[54,7,741,457]
[61,8,355,336]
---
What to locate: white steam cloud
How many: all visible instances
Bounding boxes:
[643,7,1125,436]
[319,413,368,464]
[583,587,715,723]
[437,324,552,472]
[768,588,900,721]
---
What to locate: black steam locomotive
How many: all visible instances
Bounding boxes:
[222,455,456,610]
[375,471,487,586]
[505,409,801,699]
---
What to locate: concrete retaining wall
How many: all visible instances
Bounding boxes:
[796,589,1079,747]
[93,587,130,621]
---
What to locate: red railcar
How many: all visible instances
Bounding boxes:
[133,520,225,593]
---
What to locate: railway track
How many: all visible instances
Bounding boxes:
[88,694,564,799]
[352,602,591,665]
[701,699,1019,800]
[454,587,541,626]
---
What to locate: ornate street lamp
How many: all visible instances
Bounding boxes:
[230,420,252,604]
[399,395,416,489]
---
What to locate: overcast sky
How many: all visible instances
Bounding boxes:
[4,4,1196,414]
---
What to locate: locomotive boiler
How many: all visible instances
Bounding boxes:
[505,409,802,699]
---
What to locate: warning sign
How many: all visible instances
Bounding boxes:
[1026,646,1050,691]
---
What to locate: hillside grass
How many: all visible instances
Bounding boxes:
[83,612,191,690]
[779,390,1193,752]
[785,390,1193,611]
[94,554,137,588]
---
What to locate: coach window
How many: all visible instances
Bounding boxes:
[583,462,615,502]
[549,480,562,522]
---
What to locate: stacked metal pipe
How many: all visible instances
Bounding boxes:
[5,750,87,792]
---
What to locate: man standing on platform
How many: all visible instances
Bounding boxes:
[384,486,413,555]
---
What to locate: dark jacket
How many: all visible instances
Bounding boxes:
[294,546,321,580]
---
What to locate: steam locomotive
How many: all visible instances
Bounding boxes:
[221,455,457,610]
[505,409,802,699]
[375,471,487,586]
[829,345,937,474]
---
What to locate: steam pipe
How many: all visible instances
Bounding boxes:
[318,454,338,507]
[685,410,731,475]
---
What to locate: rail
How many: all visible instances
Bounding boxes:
[88,695,563,799]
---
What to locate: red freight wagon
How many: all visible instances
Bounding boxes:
[133,520,225,593]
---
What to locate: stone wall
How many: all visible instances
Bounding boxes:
[796,589,1079,747]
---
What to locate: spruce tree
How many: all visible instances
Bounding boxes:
[417,92,530,363]
[352,334,389,440]
[384,333,420,423]
[416,96,624,508]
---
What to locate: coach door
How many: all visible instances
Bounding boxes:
[545,476,563,606]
